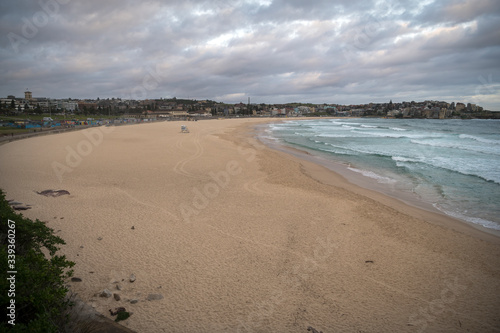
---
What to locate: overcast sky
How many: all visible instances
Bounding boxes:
[1,0,499,110]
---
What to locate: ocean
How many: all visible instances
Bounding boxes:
[263,118,500,231]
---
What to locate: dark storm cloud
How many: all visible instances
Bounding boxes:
[1,0,499,109]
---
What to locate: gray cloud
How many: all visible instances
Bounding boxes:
[1,0,499,109]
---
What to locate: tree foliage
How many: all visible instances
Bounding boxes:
[0,189,75,332]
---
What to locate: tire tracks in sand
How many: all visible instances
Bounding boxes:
[173,131,210,180]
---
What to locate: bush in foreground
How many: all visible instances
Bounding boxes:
[0,189,75,332]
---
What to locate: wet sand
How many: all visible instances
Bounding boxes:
[0,118,499,332]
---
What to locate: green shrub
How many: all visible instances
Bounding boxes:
[0,189,75,332]
[115,311,130,322]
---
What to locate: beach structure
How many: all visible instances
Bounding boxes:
[180,125,189,133]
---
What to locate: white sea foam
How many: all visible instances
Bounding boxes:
[269,125,289,131]
[259,135,280,142]
[338,121,362,126]
[318,147,351,155]
[360,131,437,139]
[411,139,455,148]
[427,156,500,184]
[315,133,350,138]
[434,204,500,230]
[392,156,420,163]
[411,139,500,155]
[294,132,310,136]
[347,167,396,184]
[459,134,500,145]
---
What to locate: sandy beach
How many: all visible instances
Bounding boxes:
[1,118,499,332]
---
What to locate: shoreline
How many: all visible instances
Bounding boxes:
[255,119,500,241]
[0,118,499,332]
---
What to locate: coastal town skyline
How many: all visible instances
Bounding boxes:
[2,89,496,119]
[2,89,498,112]
[1,1,500,110]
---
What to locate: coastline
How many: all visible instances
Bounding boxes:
[255,120,500,241]
[0,118,499,332]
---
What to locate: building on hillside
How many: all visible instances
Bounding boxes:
[78,101,98,112]
[61,101,79,112]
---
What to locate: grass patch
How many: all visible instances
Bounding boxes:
[0,127,32,134]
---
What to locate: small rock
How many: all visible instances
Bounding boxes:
[116,284,123,291]
[307,326,323,333]
[129,274,136,283]
[130,299,138,304]
[113,293,121,301]
[131,226,135,230]
[71,277,82,282]
[13,206,31,210]
[80,245,84,248]
[109,307,126,316]
[97,237,103,241]
[146,294,163,301]
[100,289,112,298]
[36,189,70,197]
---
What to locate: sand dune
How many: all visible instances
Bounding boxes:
[0,119,499,332]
